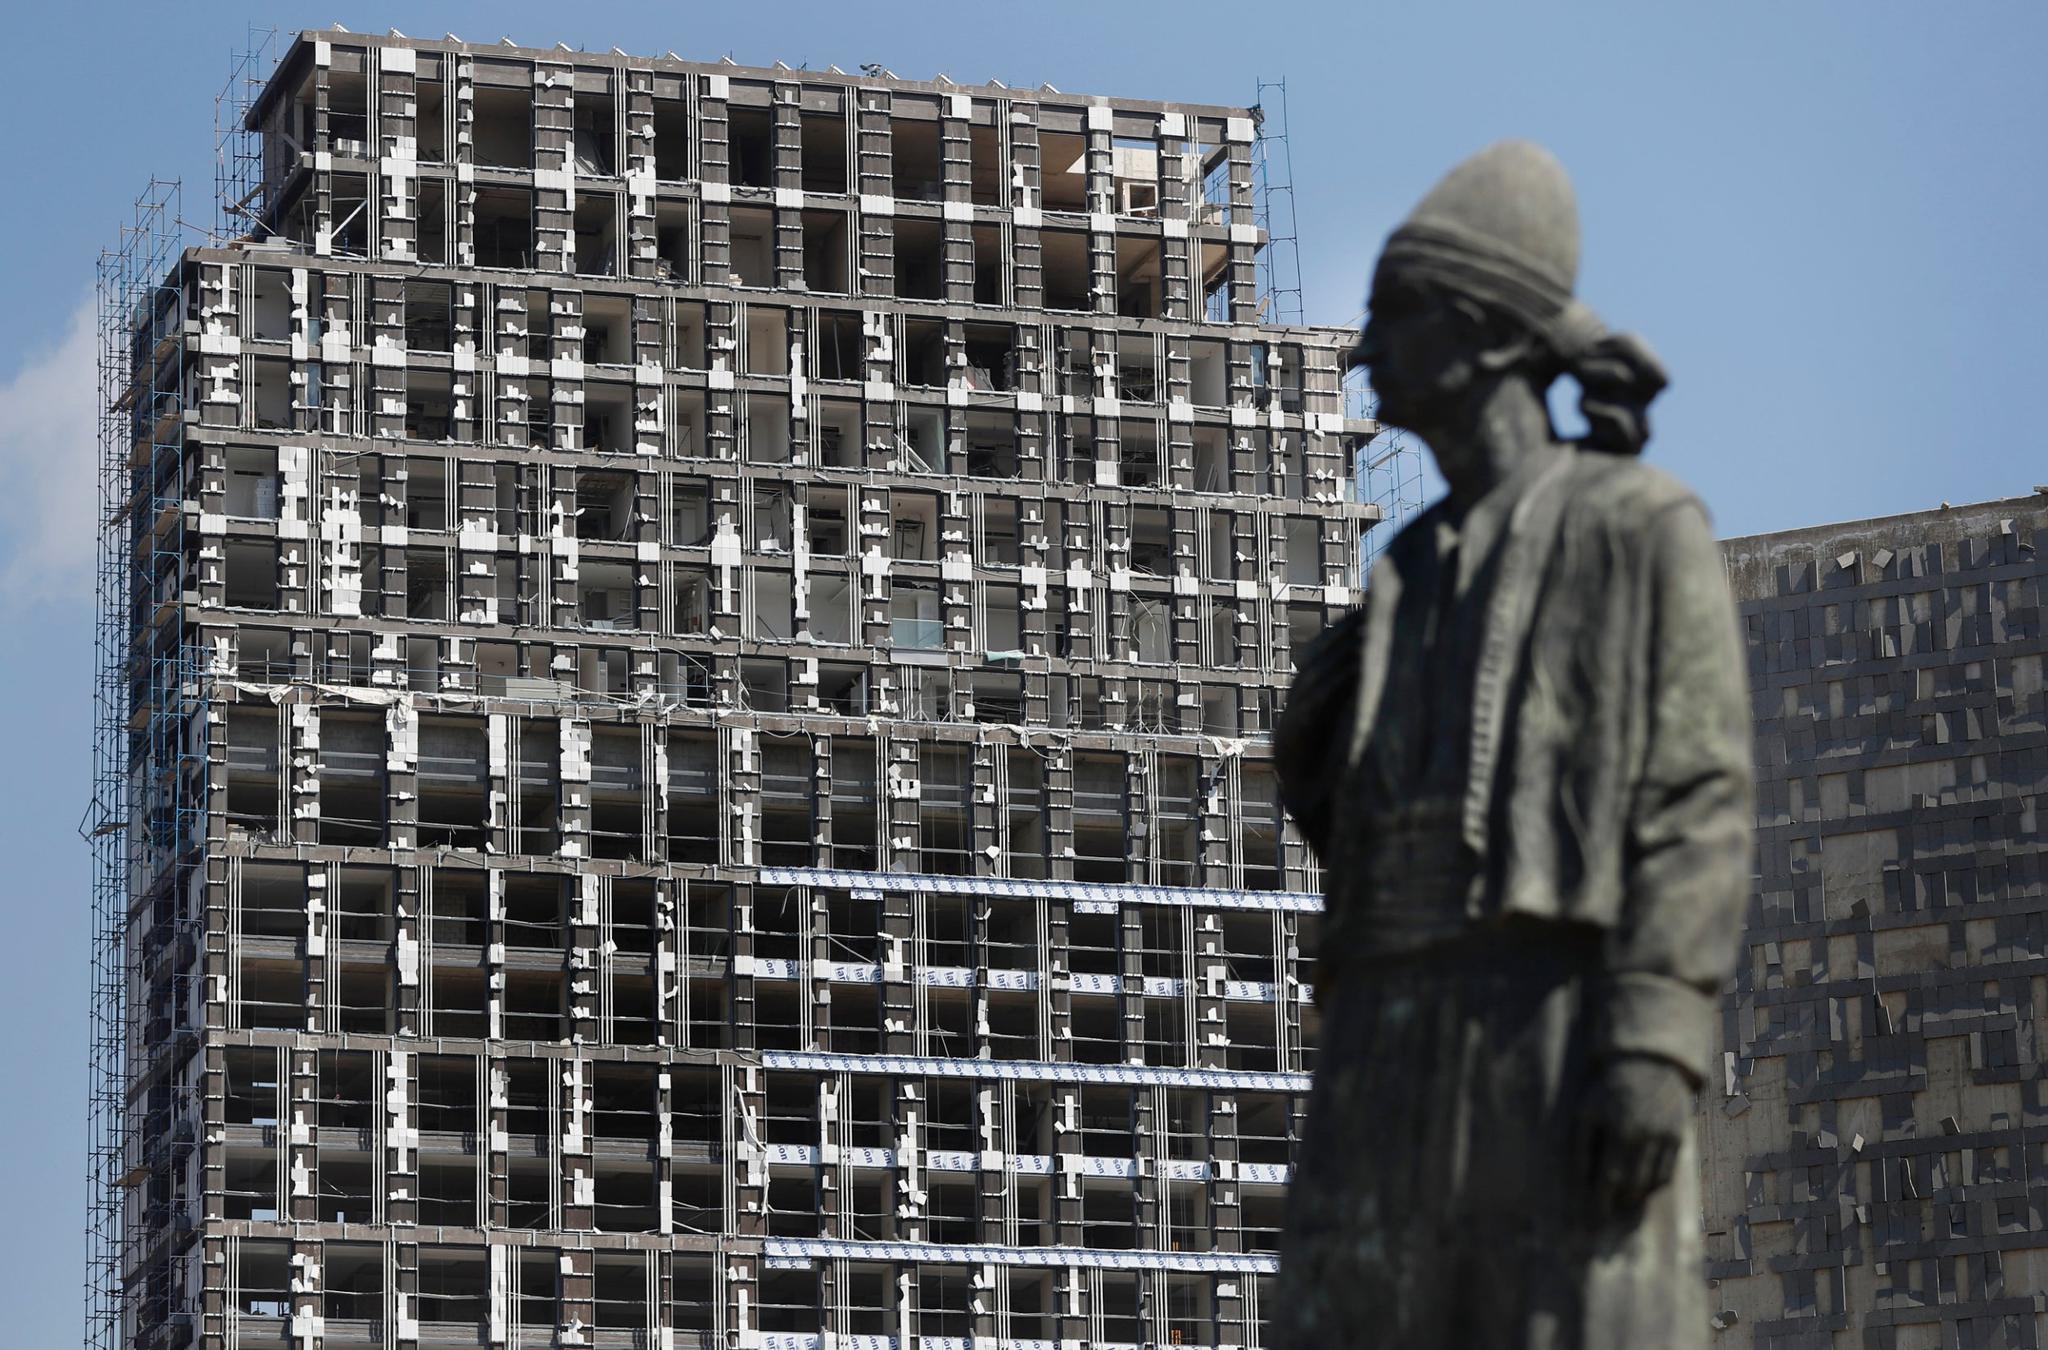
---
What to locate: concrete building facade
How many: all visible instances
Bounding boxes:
[1705,494,2048,1348]
[91,29,1377,1350]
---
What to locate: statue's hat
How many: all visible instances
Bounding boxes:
[1374,140,1598,355]
[1368,141,1670,455]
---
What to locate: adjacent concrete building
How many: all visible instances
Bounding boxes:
[90,29,1377,1350]
[1705,493,2048,1348]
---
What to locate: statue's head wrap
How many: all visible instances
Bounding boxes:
[1370,141,1667,455]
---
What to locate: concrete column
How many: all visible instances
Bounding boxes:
[374,46,419,261]
[568,872,600,1043]
[393,863,422,1037]
[856,87,895,297]
[532,62,574,276]
[624,68,659,280]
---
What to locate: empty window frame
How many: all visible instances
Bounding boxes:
[730,103,774,188]
[578,561,637,631]
[1040,227,1089,312]
[235,958,301,1030]
[807,572,855,648]
[404,279,454,352]
[416,1247,488,1329]
[828,739,878,869]
[472,79,533,168]
[249,267,293,341]
[971,223,1004,305]
[318,714,386,846]
[903,405,946,474]
[920,744,971,876]
[969,114,1003,207]
[1112,134,1161,216]
[575,471,635,541]
[754,737,813,868]
[1238,762,1283,891]
[893,217,944,300]
[316,1049,376,1130]
[1115,235,1163,319]
[417,1152,478,1227]
[417,717,488,847]
[225,445,281,519]
[403,547,450,620]
[1004,748,1047,879]
[888,493,938,560]
[814,308,862,381]
[744,306,791,376]
[225,710,282,840]
[654,91,690,180]
[473,188,534,270]
[584,380,634,455]
[803,208,851,293]
[225,1046,281,1126]
[417,1053,478,1134]
[728,206,774,287]
[581,293,633,364]
[503,968,564,1040]
[324,1244,384,1322]
[328,172,370,258]
[416,178,449,263]
[983,586,1024,658]
[223,541,280,609]
[654,200,693,282]
[671,476,712,546]
[235,1240,293,1318]
[1040,130,1087,212]
[1156,755,1201,886]
[890,109,943,201]
[590,727,646,860]
[962,323,1016,392]
[890,579,942,651]
[594,1255,653,1329]
[758,1266,819,1335]
[1130,506,1173,575]
[512,720,559,854]
[816,398,862,468]
[666,731,719,864]
[799,97,849,192]
[1072,753,1128,882]
[746,392,793,465]
[962,413,1019,483]
[901,316,946,387]
[674,564,713,636]
[573,82,619,176]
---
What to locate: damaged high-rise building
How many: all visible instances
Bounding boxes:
[1703,493,2048,1347]
[89,29,1381,1350]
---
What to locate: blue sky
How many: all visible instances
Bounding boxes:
[2,2,2044,1340]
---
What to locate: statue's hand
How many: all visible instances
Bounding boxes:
[1576,1054,1696,1226]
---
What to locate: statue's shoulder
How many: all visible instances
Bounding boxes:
[1561,451,1707,534]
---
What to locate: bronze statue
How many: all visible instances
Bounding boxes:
[1271,142,1753,1348]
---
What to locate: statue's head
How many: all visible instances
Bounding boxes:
[1355,141,1666,455]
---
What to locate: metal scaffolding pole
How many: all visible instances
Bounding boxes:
[90,176,187,1350]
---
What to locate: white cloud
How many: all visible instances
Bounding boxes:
[0,297,98,610]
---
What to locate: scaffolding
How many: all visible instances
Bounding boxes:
[93,174,217,1350]
[90,177,189,1350]
[1347,365,1427,568]
[1257,76,1421,564]
[213,27,277,245]
[81,31,275,1346]
[1250,78,1303,327]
